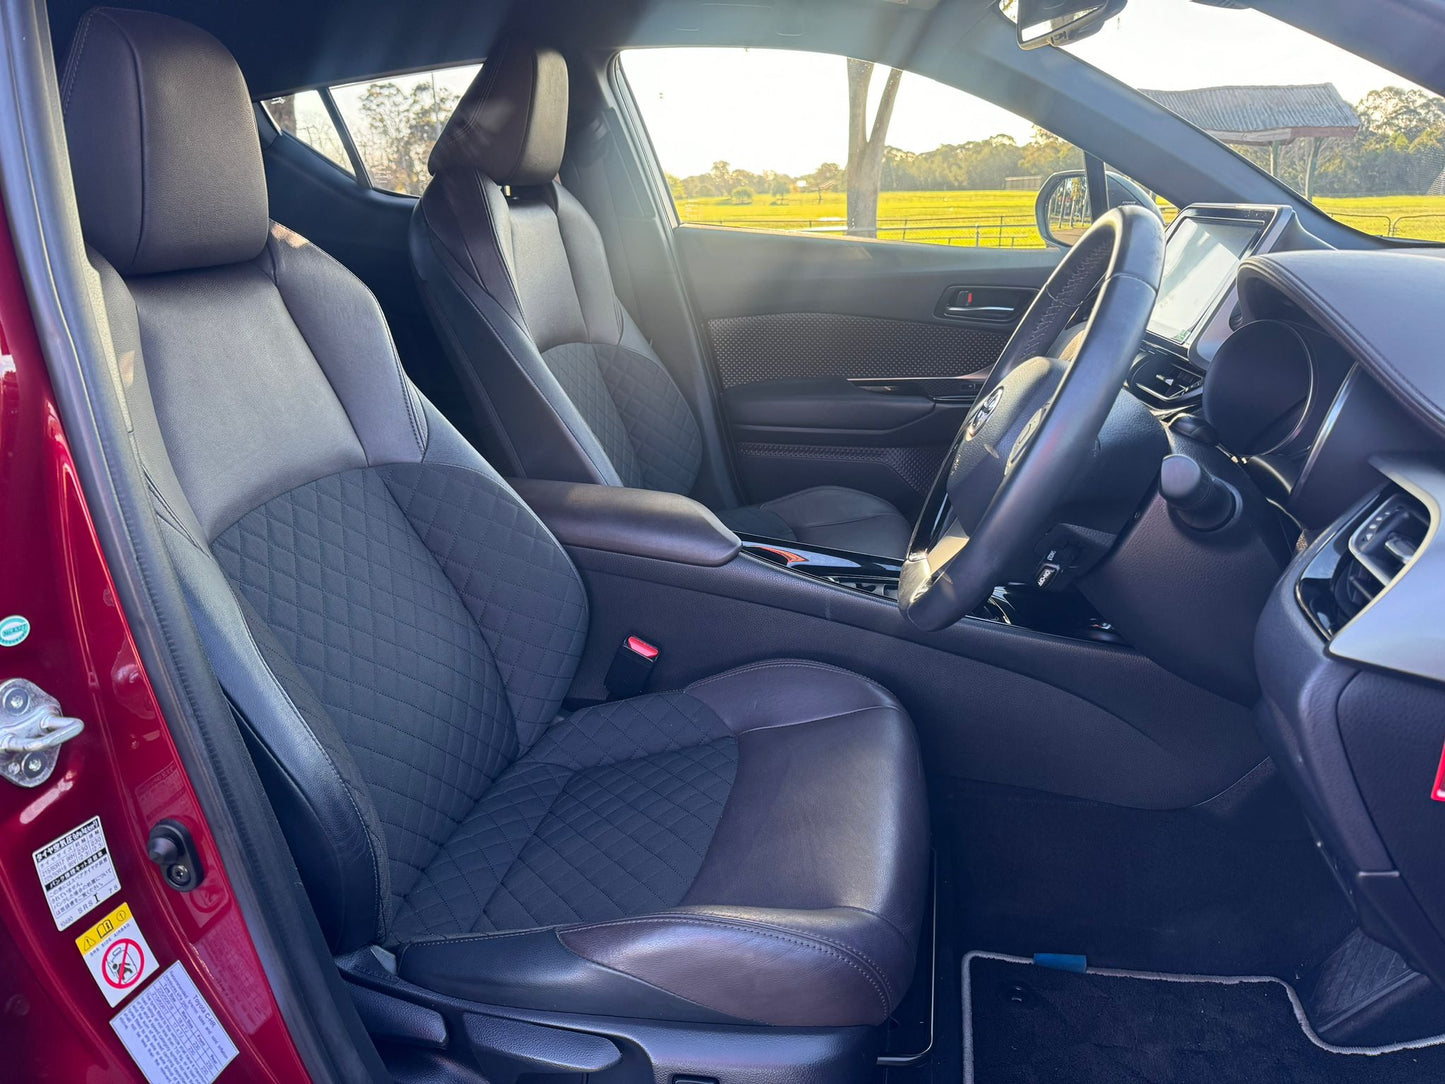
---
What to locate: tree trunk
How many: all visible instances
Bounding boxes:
[846,60,904,238]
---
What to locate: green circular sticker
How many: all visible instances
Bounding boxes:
[0,615,31,648]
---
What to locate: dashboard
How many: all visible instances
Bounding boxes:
[1130,202,1445,1002]
[1126,204,1296,408]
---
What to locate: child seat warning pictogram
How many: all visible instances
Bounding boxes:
[76,902,157,1006]
[104,937,145,989]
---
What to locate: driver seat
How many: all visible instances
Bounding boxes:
[61,7,927,1074]
[410,40,915,558]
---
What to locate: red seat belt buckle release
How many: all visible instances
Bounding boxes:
[606,635,659,698]
[1432,740,1445,803]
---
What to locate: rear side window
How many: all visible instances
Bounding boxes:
[262,89,353,175]
[331,65,481,195]
[261,63,481,196]
[620,47,1158,249]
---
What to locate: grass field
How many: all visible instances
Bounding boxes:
[675,190,1445,246]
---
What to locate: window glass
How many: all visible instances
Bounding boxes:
[1063,0,1445,243]
[330,63,482,195]
[621,48,1163,247]
[263,89,353,175]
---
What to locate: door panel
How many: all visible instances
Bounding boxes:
[676,225,1061,517]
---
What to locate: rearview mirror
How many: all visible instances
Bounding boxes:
[1034,169,1163,247]
[1007,0,1126,50]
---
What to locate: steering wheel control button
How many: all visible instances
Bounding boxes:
[965,386,1004,441]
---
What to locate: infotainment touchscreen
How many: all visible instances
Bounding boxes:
[1148,216,1265,345]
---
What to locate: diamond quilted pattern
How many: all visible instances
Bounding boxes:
[392,759,573,939]
[213,468,519,902]
[392,691,737,941]
[542,341,644,486]
[380,462,587,749]
[593,343,701,495]
[540,341,702,495]
[484,739,735,929]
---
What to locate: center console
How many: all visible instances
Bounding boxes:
[510,477,1265,811]
[737,536,1124,643]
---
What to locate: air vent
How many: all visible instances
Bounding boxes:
[1346,492,1427,595]
[1297,488,1430,637]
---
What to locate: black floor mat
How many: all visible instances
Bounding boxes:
[965,954,1445,1084]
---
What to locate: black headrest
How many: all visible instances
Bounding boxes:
[428,39,568,186]
[61,8,268,276]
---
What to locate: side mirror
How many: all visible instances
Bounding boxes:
[1034,169,1164,247]
[1008,0,1127,50]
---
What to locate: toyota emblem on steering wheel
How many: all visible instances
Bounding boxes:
[965,386,1005,442]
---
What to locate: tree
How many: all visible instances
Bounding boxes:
[1358,87,1445,141]
[730,186,755,204]
[356,79,461,195]
[845,60,904,237]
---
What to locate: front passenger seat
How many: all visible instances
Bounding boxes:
[411,41,915,558]
[62,9,928,1079]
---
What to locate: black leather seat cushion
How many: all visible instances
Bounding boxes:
[717,485,914,557]
[397,661,927,1027]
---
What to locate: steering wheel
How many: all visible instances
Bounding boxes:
[899,206,1165,631]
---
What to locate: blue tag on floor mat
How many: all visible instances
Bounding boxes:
[1033,953,1088,973]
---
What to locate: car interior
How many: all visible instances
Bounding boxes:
[7,0,1445,1080]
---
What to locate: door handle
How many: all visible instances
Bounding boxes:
[941,304,1016,321]
[937,286,1023,322]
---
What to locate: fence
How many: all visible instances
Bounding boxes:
[685,208,1445,247]
[684,213,1049,248]
[1326,212,1445,242]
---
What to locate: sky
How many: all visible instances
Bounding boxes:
[620,0,1425,179]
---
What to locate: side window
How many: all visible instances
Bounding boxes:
[261,64,482,196]
[330,64,481,196]
[621,48,1162,248]
[262,89,353,176]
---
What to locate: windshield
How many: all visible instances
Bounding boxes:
[1063,0,1445,243]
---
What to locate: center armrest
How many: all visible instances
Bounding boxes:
[510,480,741,567]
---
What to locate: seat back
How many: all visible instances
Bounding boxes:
[412,41,703,494]
[62,7,589,951]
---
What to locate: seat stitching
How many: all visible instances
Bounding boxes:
[60,11,96,109]
[561,915,891,1014]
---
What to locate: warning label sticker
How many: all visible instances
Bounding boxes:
[111,963,238,1084]
[75,902,157,1007]
[32,815,121,930]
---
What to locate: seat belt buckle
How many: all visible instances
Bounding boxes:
[605,635,659,699]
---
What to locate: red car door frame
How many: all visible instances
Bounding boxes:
[0,211,312,1081]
